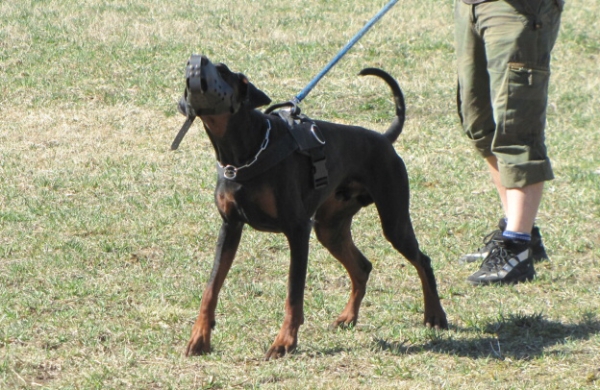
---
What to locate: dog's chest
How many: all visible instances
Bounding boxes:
[216,185,279,229]
[215,188,238,218]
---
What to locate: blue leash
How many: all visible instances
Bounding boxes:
[293,0,399,106]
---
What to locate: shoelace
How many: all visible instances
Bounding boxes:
[480,240,510,271]
[476,230,502,252]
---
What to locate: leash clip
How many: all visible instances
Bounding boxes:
[310,124,326,145]
[264,101,301,116]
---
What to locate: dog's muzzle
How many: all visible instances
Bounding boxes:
[178,54,238,117]
[172,55,239,150]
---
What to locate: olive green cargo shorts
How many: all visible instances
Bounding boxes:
[455,0,563,188]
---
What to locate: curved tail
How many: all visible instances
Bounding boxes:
[358,68,405,143]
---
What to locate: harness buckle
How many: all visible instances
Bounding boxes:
[312,158,328,189]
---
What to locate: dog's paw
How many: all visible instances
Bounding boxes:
[424,312,449,330]
[330,315,358,330]
[185,328,212,357]
[264,331,298,360]
[330,305,360,330]
[264,343,296,360]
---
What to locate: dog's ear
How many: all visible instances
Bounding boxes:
[240,75,272,109]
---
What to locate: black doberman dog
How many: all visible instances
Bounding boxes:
[172,55,447,360]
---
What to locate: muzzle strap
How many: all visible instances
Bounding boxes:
[171,116,195,151]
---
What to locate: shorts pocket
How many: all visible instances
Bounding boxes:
[501,63,550,137]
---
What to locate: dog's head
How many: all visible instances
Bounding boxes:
[171,55,272,150]
[178,54,271,117]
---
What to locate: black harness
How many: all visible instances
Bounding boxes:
[214,110,329,190]
[274,109,329,190]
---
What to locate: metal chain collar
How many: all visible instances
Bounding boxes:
[219,120,272,180]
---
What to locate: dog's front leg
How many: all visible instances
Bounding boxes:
[265,223,311,360]
[186,221,244,356]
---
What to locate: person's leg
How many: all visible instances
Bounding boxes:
[484,155,507,216]
[460,152,549,264]
[485,154,543,234]
[486,0,562,239]
[455,0,507,265]
[505,183,544,234]
[454,0,496,157]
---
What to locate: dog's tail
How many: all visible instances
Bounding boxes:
[358,68,405,143]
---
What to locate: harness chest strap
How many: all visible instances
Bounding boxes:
[275,109,329,189]
[289,122,328,190]
[217,117,329,189]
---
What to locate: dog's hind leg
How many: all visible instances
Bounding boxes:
[380,214,448,329]
[314,199,372,329]
[186,221,244,356]
[370,159,448,330]
[385,224,448,329]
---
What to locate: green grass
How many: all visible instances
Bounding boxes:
[1,0,599,388]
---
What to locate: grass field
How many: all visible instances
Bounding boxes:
[1,0,599,388]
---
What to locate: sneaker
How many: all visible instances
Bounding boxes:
[459,219,548,263]
[458,228,504,264]
[529,226,549,262]
[466,239,536,286]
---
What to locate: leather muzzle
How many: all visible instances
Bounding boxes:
[179,54,238,117]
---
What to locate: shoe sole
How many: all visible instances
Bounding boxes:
[467,272,536,286]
